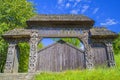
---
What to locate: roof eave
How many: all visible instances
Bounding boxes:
[2,35,30,39]
[90,35,118,39]
[26,20,95,27]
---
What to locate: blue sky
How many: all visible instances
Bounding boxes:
[30,0,120,46]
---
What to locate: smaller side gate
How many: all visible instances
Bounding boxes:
[91,43,108,67]
[37,40,85,72]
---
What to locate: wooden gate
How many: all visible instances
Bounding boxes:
[37,40,85,72]
[91,43,108,67]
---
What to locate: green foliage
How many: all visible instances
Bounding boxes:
[62,38,81,48]
[0,39,8,73]
[18,43,30,72]
[113,33,120,54]
[0,0,35,29]
[0,0,35,72]
[53,38,81,48]
[0,23,9,72]
[115,54,120,68]
[38,43,44,50]
[18,42,43,72]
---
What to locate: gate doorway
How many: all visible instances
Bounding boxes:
[37,39,85,72]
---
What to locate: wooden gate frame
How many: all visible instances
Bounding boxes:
[2,14,118,73]
[28,29,93,72]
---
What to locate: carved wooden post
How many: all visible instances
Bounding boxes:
[28,31,40,72]
[13,45,19,73]
[4,42,19,73]
[105,42,115,67]
[79,30,94,69]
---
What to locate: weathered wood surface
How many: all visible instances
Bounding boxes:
[37,27,85,38]
[4,43,19,73]
[105,42,115,67]
[37,41,85,72]
[91,43,108,67]
[28,31,40,72]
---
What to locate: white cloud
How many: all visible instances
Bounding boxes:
[76,0,81,2]
[81,5,89,13]
[73,2,77,7]
[100,19,118,26]
[93,8,99,14]
[84,0,91,3]
[58,0,63,4]
[57,0,65,9]
[69,0,74,2]
[66,3,71,8]
[70,10,79,14]
[73,0,82,7]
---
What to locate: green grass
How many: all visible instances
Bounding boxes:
[34,54,120,80]
[115,54,120,68]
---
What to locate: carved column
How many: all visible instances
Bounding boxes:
[105,42,115,67]
[13,45,19,73]
[28,31,40,72]
[4,42,18,73]
[79,30,94,69]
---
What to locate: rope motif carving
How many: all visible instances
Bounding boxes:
[38,27,83,35]
[105,42,115,67]
[81,31,94,69]
[29,31,40,72]
[4,44,16,73]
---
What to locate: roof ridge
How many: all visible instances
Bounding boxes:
[93,27,106,29]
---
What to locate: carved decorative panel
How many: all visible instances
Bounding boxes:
[37,27,85,37]
[28,31,40,72]
[80,31,94,69]
[105,42,115,67]
[4,44,16,73]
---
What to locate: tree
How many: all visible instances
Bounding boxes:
[113,33,120,54]
[53,38,81,48]
[38,43,44,50]
[61,38,81,48]
[0,0,35,72]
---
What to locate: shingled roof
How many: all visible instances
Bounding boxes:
[90,27,118,39]
[2,29,31,38]
[26,14,95,27]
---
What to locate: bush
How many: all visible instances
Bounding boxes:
[18,42,30,72]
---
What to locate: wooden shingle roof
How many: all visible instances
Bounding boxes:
[2,29,31,38]
[26,14,95,27]
[90,27,118,39]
